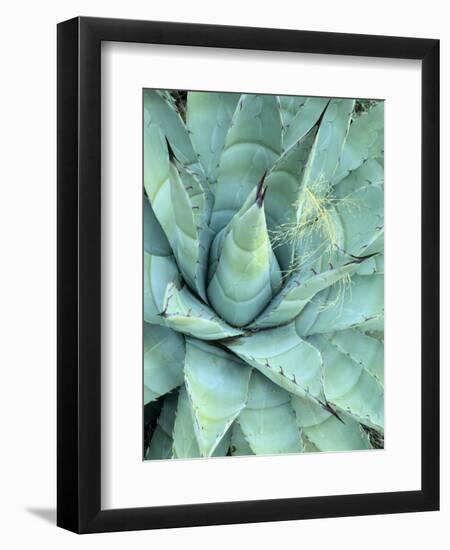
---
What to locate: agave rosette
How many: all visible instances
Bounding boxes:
[143,90,384,459]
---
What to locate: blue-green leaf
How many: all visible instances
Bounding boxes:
[172,385,201,459]
[169,161,213,300]
[278,95,307,128]
[295,274,384,336]
[145,392,178,460]
[250,261,359,329]
[143,123,175,244]
[334,184,384,258]
[355,253,384,276]
[207,185,282,327]
[186,91,240,186]
[283,97,329,150]
[264,126,318,270]
[333,158,383,199]
[291,395,372,451]
[211,94,282,232]
[160,283,243,340]
[143,252,180,324]
[238,372,303,455]
[172,385,232,459]
[308,334,384,432]
[143,323,185,404]
[333,102,384,185]
[143,115,212,300]
[227,322,325,404]
[303,99,355,197]
[144,89,202,175]
[326,329,384,385]
[230,422,254,456]
[143,195,171,256]
[184,339,252,457]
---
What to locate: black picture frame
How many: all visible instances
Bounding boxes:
[57,16,440,534]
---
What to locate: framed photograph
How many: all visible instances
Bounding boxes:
[57,16,439,533]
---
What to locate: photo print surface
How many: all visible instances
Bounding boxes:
[143,90,384,460]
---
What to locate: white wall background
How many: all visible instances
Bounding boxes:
[0,1,447,547]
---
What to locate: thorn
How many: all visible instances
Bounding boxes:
[256,172,267,208]
[314,103,329,129]
[165,137,177,163]
[322,402,345,424]
[345,251,379,262]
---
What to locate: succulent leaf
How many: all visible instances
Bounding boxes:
[278,96,307,128]
[295,273,384,336]
[186,91,240,186]
[364,330,384,342]
[302,99,355,198]
[303,439,320,452]
[334,184,384,258]
[206,226,228,286]
[168,160,213,300]
[207,184,282,326]
[211,94,282,232]
[144,90,202,175]
[172,385,232,458]
[143,123,214,299]
[333,102,384,185]
[143,123,175,243]
[145,392,178,460]
[212,428,232,456]
[238,372,304,455]
[283,97,329,150]
[230,422,254,456]
[326,329,384,385]
[250,261,360,329]
[355,313,384,333]
[291,395,372,451]
[184,339,252,457]
[143,252,180,323]
[309,334,384,432]
[143,323,185,404]
[227,322,326,405]
[161,283,243,340]
[173,149,214,222]
[333,158,384,199]
[172,385,201,458]
[264,126,318,270]
[356,253,384,276]
[144,195,171,256]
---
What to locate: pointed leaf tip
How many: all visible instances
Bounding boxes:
[255,171,267,208]
[165,136,177,163]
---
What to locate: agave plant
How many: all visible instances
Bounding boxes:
[143,90,384,459]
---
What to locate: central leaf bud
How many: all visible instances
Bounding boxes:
[207,177,282,327]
